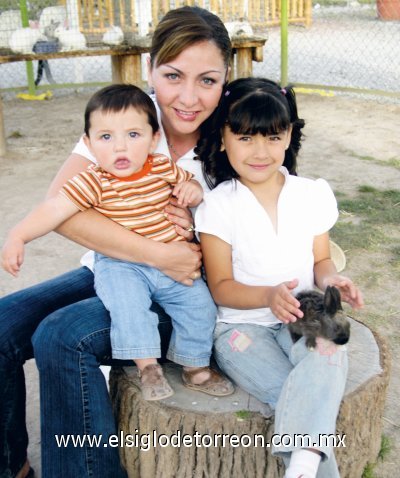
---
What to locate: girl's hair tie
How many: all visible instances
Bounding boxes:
[281,88,287,95]
[225,90,230,96]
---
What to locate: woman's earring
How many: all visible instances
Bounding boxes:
[220,141,225,152]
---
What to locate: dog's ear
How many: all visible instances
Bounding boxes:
[324,286,343,314]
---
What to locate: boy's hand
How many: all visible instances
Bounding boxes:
[1,236,25,277]
[173,180,203,208]
[268,279,304,324]
[323,275,364,309]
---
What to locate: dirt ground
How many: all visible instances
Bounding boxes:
[0,91,399,477]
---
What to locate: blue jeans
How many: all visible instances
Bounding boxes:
[94,254,217,364]
[213,322,348,478]
[0,267,172,478]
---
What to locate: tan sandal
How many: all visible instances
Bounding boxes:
[182,366,234,397]
[138,364,174,401]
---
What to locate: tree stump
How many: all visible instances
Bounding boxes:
[109,319,390,478]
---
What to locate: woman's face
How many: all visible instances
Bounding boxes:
[148,41,227,139]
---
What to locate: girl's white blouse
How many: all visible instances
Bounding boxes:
[195,167,338,326]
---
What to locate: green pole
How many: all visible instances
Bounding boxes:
[20,0,36,95]
[280,0,289,86]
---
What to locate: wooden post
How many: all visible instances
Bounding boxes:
[305,0,313,27]
[119,0,124,28]
[129,0,136,33]
[230,36,267,79]
[107,0,114,27]
[252,46,264,62]
[98,0,105,30]
[235,47,253,78]
[150,1,158,33]
[111,54,142,85]
[210,0,220,15]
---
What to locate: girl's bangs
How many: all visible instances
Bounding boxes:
[227,94,291,136]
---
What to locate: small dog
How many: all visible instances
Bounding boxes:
[288,286,350,349]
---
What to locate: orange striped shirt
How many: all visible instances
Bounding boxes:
[60,154,193,243]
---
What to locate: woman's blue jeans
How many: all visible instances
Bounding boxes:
[0,267,172,478]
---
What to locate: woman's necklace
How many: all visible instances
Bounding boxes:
[167,141,181,160]
[166,129,198,161]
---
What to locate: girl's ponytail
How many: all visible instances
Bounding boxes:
[281,85,305,176]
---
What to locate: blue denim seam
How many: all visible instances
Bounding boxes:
[166,349,210,367]
[111,347,161,360]
[273,361,295,457]
[1,370,20,476]
[76,327,112,477]
[76,328,111,353]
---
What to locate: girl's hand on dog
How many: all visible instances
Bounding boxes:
[268,279,304,324]
[322,275,364,309]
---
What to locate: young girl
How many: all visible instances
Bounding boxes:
[195,78,363,478]
[2,84,233,402]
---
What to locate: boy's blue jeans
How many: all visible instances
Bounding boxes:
[213,322,348,478]
[94,253,217,365]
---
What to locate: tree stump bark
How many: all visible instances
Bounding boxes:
[109,319,390,478]
[335,321,391,477]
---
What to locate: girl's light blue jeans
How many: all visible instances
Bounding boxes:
[94,254,217,365]
[213,322,348,478]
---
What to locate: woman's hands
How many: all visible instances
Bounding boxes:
[161,197,202,284]
[158,241,202,286]
[164,197,196,240]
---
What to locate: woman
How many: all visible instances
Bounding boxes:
[0,6,232,478]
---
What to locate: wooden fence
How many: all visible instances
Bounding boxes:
[77,0,312,36]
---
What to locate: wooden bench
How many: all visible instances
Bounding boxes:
[110,319,391,478]
[0,35,267,156]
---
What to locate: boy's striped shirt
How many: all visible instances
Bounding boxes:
[60,154,193,243]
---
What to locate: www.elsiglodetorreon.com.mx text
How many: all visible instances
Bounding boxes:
[55,430,346,450]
